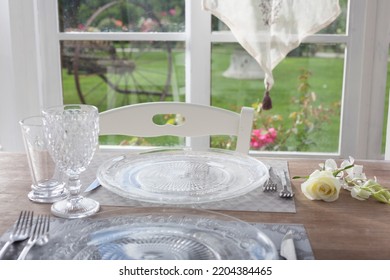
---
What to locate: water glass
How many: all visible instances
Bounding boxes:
[19,116,68,203]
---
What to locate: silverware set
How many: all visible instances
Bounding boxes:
[263,167,294,198]
[0,211,50,260]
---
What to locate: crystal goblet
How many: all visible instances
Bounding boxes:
[42,104,100,219]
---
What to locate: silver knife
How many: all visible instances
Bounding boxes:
[280,230,297,260]
[84,178,101,193]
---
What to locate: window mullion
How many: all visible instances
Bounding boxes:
[339,0,376,158]
[185,0,211,149]
[185,0,211,105]
[366,0,390,159]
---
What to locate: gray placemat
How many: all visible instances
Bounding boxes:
[0,217,313,260]
[81,152,296,213]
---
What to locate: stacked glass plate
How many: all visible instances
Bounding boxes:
[33,208,277,260]
[97,149,269,204]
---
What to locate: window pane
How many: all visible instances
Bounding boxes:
[61,40,185,146]
[212,0,348,34]
[211,43,345,153]
[58,0,185,32]
[317,0,348,34]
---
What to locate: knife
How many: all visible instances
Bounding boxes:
[280,230,297,260]
[84,178,101,193]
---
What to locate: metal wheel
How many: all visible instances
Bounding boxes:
[61,1,175,109]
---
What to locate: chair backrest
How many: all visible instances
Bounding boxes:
[99,102,254,154]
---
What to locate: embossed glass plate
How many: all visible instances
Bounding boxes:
[33,208,278,260]
[97,149,269,204]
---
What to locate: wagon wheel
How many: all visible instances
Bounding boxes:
[66,1,175,108]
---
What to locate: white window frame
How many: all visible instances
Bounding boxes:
[1,0,390,160]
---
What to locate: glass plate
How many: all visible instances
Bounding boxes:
[37,208,278,260]
[97,149,269,204]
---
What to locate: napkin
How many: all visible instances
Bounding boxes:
[202,0,341,108]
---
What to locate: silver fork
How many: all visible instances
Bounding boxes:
[279,170,294,198]
[263,167,278,192]
[0,210,33,259]
[17,214,50,260]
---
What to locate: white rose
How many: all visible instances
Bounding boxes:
[301,170,341,202]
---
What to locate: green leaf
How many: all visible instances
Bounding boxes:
[292,175,309,179]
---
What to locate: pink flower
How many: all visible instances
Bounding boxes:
[250,128,277,149]
[78,23,85,31]
[268,127,277,138]
[169,9,176,16]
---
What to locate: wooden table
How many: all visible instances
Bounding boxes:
[1,152,390,260]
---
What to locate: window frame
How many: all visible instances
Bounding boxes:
[2,0,390,160]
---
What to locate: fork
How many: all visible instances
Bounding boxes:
[263,167,278,192]
[279,170,294,198]
[0,210,33,259]
[17,214,50,260]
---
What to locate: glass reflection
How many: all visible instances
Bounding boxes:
[58,0,185,33]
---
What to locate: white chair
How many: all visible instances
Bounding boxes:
[99,102,254,154]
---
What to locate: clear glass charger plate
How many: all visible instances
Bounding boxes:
[36,208,278,260]
[97,148,269,204]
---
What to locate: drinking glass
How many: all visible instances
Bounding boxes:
[19,116,68,203]
[42,104,100,219]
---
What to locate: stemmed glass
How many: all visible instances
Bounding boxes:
[42,104,100,219]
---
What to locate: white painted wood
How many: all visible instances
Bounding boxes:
[0,0,41,151]
[338,0,390,160]
[99,102,254,154]
[338,0,373,159]
[366,0,390,159]
[34,0,63,108]
[0,0,17,151]
[185,0,212,150]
